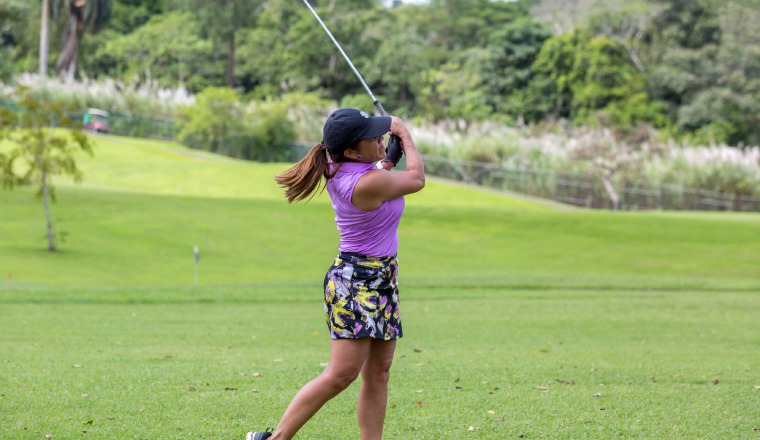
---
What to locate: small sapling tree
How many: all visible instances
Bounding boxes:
[0,91,93,251]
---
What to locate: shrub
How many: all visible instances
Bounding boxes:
[245,99,296,162]
[176,87,248,157]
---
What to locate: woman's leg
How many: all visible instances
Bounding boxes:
[270,338,371,440]
[357,339,397,440]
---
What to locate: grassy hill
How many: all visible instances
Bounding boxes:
[1,134,758,292]
[1,134,758,439]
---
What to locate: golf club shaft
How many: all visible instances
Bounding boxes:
[301,0,387,116]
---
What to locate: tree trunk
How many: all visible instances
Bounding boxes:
[40,166,56,252]
[601,171,621,211]
[66,56,76,82]
[226,32,235,87]
[39,0,49,77]
[623,45,644,72]
[733,192,742,211]
[328,53,337,73]
[54,1,86,78]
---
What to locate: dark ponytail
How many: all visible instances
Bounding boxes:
[274,143,341,203]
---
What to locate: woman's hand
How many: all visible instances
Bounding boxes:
[352,116,425,210]
[389,117,413,149]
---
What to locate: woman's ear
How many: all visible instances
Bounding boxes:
[343,148,359,161]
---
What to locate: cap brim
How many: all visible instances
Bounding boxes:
[359,116,392,139]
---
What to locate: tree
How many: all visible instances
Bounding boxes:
[108,0,164,34]
[586,1,661,72]
[415,51,492,123]
[236,0,316,96]
[0,0,27,80]
[571,35,646,119]
[171,0,263,88]
[426,0,521,50]
[0,90,94,251]
[238,0,385,100]
[526,32,581,120]
[528,30,659,130]
[530,0,611,35]
[101,12,212,89]
[679,0,760,145]
[367,10,442,113]
[643,0,720,114]
[40,0,49,76]
[480,17,551,118]
[641,0,760,144]
[52,0,112,79]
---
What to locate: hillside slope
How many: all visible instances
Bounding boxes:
[1,135,758,290]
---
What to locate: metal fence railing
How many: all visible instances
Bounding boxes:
[104,113,176,140]
[422,155,760,212]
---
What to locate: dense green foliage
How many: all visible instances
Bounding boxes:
[175,89,328,161]
[2,0,760,145]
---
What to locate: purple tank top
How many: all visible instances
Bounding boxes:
[326,162,405,257]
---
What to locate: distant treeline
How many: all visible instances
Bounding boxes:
[1,0,759,146]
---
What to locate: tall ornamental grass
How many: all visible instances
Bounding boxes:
[4,73,193,118]
[414,119,760,201]
[648,145,760,194]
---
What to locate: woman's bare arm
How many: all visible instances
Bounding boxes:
[352,117,425,211]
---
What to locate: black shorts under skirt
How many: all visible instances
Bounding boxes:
[323,252,402,340]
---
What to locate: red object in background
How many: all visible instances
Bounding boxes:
[84,108,110,133]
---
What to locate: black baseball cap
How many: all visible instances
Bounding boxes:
[322,108,391,154]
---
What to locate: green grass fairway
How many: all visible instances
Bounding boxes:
[1,134,758,439]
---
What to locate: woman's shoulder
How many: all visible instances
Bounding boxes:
[329,162,375,194]
[331,162,375,184]
[338,162,376,175]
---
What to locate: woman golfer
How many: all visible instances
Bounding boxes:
[247,108,425,440]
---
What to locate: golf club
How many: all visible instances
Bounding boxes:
[301,0,403,166]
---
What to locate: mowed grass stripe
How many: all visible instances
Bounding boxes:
[1,288,757,439]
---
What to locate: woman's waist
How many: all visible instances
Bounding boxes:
[338,251,397,262]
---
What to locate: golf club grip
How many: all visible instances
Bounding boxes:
[373,100,389,117]
[384,134,403,167]
[373,100,404,167]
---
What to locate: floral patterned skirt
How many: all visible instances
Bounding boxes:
[323,252,402,340]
